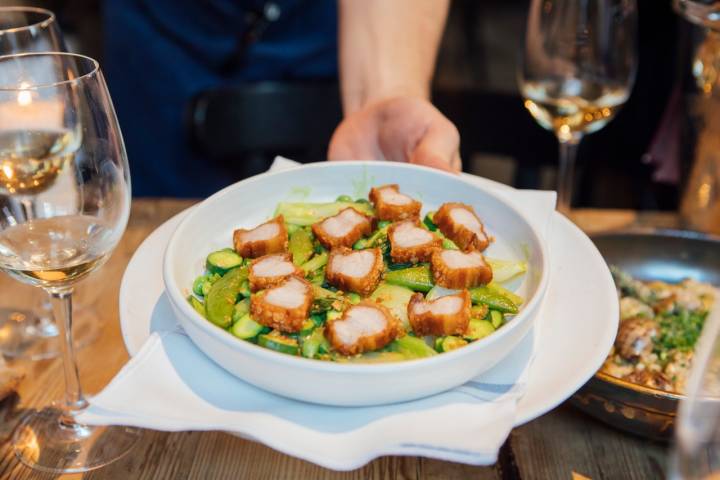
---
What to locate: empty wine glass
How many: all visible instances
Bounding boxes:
[519,0,638,213]
[670,305,720,479]
[0,6,101,360]
[0,52,139,472]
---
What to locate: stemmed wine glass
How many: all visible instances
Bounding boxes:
[0,6,100,360]
[518,0,638,214]
[0,52,139,472]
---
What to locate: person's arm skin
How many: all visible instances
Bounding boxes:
[327,0,461,172]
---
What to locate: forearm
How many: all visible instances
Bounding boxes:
[337,0,450,114]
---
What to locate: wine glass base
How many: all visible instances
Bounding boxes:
[13,407,140,474]
[0,307,100,360]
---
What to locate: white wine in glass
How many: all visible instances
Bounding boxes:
[0,6,102,361]
[0,52,139,473]
[519,0,638,213]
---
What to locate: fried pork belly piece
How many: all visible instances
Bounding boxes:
[434,203,490,251]
[325,301,398,355]
[248,253,302,292]
[325,247,383,296]
[388,220,441,264]
[250,276,313,333]
[233,215,288,258]
[369,184,422,221]
[431,249,492,289]
[311,207,373,249]
[408,290,471,336]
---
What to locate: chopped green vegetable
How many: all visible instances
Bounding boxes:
[442,238,459,250]
[299,319,316,336]
[258,332,299,355]
[370,283,415,329]
[347,292,362,304]
[336,194,353,202]
[389,335,438,359]
[274,201,374,226]
[230,313,264,339]
[655,309,707,353]
[238,280,251,298]
[435,336,468,352]
[471,304,489,319]
[206,249,243,276]
[490,310,504,328]
[187,295,206,318]
[487,282,524,306]
[300,251,328,274]
[205,266,248,328]
[464,319,495,340]
[384,265,434,293]
[288,228,314,266]
[326,310,342,322]
[487,258,528,283]
[301,327,331,358]
[469,286,519,314]
[423,212,438,231]
[193,273,221,297]
[232,299,250,323]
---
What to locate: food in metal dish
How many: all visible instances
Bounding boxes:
[187,185,528,362]
[601,267,716,393]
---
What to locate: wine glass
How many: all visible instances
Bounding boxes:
[0,6,101,360]
[0,52,139,472]
[670,305,720,479]
[518,0,638,214]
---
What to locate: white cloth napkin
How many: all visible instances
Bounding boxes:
[78,158,556,471]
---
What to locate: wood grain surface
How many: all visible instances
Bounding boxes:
[0,202,677,480]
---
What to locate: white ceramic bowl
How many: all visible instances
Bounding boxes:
[163,162,549,406]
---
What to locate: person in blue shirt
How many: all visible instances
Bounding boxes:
[103,0,459,197]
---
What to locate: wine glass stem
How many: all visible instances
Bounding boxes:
[557,138,581,215]
[48,288,88,426]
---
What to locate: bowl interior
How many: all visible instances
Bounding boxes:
[164,162,547,360]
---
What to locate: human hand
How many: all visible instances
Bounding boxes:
[327,96,461,172]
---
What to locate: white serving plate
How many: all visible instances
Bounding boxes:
[161,162,549,406]
[120,172,617,424]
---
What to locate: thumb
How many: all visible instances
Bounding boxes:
[409,120,462,172]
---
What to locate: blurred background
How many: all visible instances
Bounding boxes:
[0,0,710,211]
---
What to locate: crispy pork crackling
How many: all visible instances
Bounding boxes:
[248,253,302,292]
[312,207,373,249]
[408,290,471,336]
[369,184,422,221]
[433,203,490,251]
[233,215,288,258]
[250,276,313,332]
[325,301,399,355]
[388,220,441,263]
[431,249,493,289]
[325,247,384,296]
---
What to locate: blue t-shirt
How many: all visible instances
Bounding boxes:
[103,0,337,197]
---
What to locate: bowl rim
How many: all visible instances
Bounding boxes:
[163,161,551,372]
[590,228,720,401]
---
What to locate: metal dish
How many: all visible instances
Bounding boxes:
[570,229,720,441]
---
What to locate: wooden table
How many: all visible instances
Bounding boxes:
[0,201,679,480]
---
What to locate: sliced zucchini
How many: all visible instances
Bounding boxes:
[193,273,220,297]
[238,280,251,298]
[490,310,504,329]
[435,336,468,353]
[301,327,330,358]
[471,304,489,319]
[206,249,243,276]
[299,319,316,336]
[230,313,264,339]
[326,310,342,322]
[347,292,362,305]
[205,266,248,328]
[187,295,206,318]
[370,283,415,330]
[464,319,495,341]
[300,251,328,274]
[258,332,299,355]
[232,299,250,323]
[389,335,437,359]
